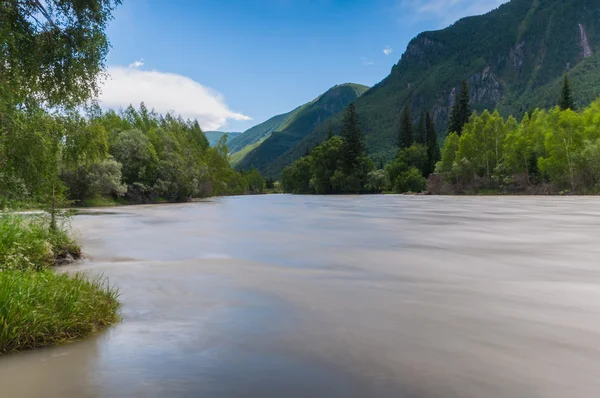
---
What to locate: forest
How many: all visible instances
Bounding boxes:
[1,103,265,209]
[282,76,600,195]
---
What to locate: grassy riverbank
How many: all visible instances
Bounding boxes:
[0,214,119,354]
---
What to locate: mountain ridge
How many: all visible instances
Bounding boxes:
[232,83,369,176]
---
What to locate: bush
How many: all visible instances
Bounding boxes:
[394,167,427,193]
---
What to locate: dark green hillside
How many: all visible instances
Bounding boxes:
[236,83,368,177]
[227,113,290,154]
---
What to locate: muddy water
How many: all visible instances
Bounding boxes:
[2,195,600,397]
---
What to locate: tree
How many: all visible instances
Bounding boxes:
[398,104,413,149]
[415,112,426,145]
[425,111,441,176]
[327,120,334,140]
[436,132,460,177]
[448,80,471,136]
[0,0,121,107]
[559,74,576,111]
[340,104,364,171]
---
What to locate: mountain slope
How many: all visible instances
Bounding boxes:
[204,131,242,147]
[276,0,600,170]
[227,113,290,154]
[235,83,369,177]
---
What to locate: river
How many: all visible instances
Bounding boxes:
[2,195,600,397]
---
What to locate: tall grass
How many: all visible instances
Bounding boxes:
[0,270,120,353]
[0,213,120,353]
[0,214,80,270]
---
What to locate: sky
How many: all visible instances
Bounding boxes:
[99,0,507,132]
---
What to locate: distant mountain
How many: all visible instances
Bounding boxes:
[204,131,242,147]
[227,113,290,154]
[267,0,600,175]
[234,83,369,177]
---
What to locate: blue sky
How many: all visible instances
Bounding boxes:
[99,0,506,132]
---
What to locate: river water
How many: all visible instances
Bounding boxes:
[2,195,600,397]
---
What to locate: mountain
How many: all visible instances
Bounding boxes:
[266,0,600,175]
[233,83,369,176]
[204,131,242,147]
[227,113,290,154]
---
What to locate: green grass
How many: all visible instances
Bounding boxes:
[0,270,120,353]
[0,213,120,353]
[0,214,80,271]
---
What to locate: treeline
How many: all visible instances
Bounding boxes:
[281,105,376,194]
[1,103,265,207]
[432,75,600,194]
[435,100,600,194]
[281,103,441,194]
[283,74,600,195]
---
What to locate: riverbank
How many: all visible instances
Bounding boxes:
[0,214,120,354]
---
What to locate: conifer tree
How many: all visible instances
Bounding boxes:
[398,104,413,149]
[425,111,441,176]
[327,120,334,140]
[559,74,576,111]
[448,80,471,136]
[341,104,364,171]
[415,112,426,145]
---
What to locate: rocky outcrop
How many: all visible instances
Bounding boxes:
[468,66,503,104]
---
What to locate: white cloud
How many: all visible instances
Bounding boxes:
[128,59,144,68]
[98,67,251,131]
[361,57,374,66]
[383,46,393,55]
[400,0,508,26]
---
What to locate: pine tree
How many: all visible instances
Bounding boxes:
[425,111,441,176]
[327,120,334,140]
[398,104,413,149]
[559,74,576,111]
[415,112,426,145]
[341,103,364,171]
[448,80,471,136]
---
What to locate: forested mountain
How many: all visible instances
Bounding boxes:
[205,131,242,147]
[234,83,369,177]
[227,113,291,154]
[264,0,600,177]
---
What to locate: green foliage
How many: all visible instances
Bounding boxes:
[281,156,313,194]
[0,214,79,271]
[0,0,121,107]
[398,104,413,149]
[394,167,427,194]
[436,132,460,176]
[310,136,345,194]
[204,131,242,147]
[61,158,127,202]
[415,112,426,145]
[243,167,266,194]
[434,99,600,193]
[448,80,471,136]
[277,0,600,169]
[425,111,441,176]
[281,114,374,195]
[559,75,576,111]
[340,104,365,172]
[385,145,428,193]
[235,84,369,178]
